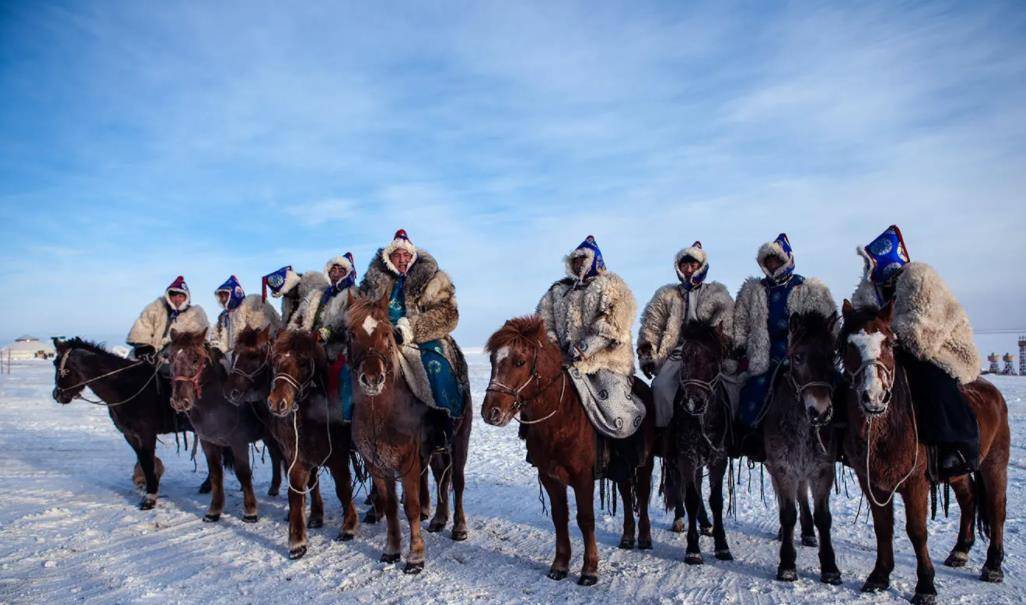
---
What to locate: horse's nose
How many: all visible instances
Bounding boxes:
[860,390,872,405]
[489,407,501,424]
[229,389,241,402]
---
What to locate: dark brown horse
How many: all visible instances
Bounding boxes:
[481,316,656,586]
[840,300,1009,604]
[167,329,271,523]
[51,337,208,509]
[266,328,359,560]
[763,311,842,584]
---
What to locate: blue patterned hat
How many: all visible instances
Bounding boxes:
[262,265,300,301]
[566,235,606,281]
[859,225,910,284]
[757,233,795,283]
[215,275,245,311]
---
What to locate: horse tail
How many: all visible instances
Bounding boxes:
[222,447,235,471]
[971,471,991,541]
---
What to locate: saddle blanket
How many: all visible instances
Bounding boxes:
[567,367,645,440]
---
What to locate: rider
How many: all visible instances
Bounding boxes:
[852,225,981,479]
[732,234,835,460]
[127,275,209,364]
[290,252,358,417]
[261,265,329,326]
[638,241,734,428]
[210,275,246,355]
[358,230,470,451]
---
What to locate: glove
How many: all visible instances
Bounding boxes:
[392,327,405,345]
[317,327,332,343]
[641,360,656,379]
[134,345,156,364]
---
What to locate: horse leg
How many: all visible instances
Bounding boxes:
[616,479,636,549]
[287,464,310,559]
[127,433,160,510]
[709,457,732,561]
[902,479,937,604]
[200,440,225,523]
[307,467,324,528]
[683,473,704,565]
[328,457,358,541]
[799,479,817,547]
[671,500,686,533]
[427,453,451,534]
[364,480,382,524]
[636,453,655,550]
[400,460,426,574]
[771,472,798,581]
[944,475,976,568]
[572,475,598,585]
[698,471,713,537]
[377,476,402,564]
[861,497,895,592]
[230,442,258,522]
[419,454,432,522]
[980,454,1007,582]
[450,445,468,541]
[265,438,284,497]
[811,466,841,585]
[540,474,570,581]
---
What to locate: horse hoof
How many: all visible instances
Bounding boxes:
[267,488,280,497]
[307,518,323,529]
[203,513,221,523]
[944,551,969,567]
[363,511,378,524]
[861,579,889,593]
[138,498,156,511]
[198,480,212,494]
[403,561,424,575]
[700,525,714,537]
[547,569,567,581]
[420,513,429,521]
[242,514,259,524]
[380,553,401,564]
[684,553,704,566]
[451,529,468,542]
[289,545,307,560]
[980,567,1004,583]
[671,520,685,533]
[335,531,355,542]
[776,567,797,582]
[618,538,635,550]
[638,539,653,550]
[578,574,598,586]
[801,535,818,547]
[821,571,842,585]
[911,593,937,605]
[715,549,733,561]
[427,521,445,534]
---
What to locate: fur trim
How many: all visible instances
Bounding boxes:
[324,254,355,284]
[757,241,793,281]
[396,317,414,344]
[359,249,459,343]
[381,232,418,275]
[638,281,733,368]
[273,268,302,298]
[732,277,772,374]
[210,295,281,353]
[565,247,600,281]
[787,278,837,319]
[281,271,329,325]
[674,243,708,283]
[537,271,637,375]
[851,262,980,384]
[127,298,209,350]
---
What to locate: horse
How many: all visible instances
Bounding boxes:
[762,311,842,584]
[51,337,208,509]
[661,321,733,565]
[345,295,472,574]
[840,299,1010,604]
[481,315,657,586]
[265,328,359,559]
[167,329,272,523]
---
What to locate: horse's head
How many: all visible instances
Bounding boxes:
[676,322,726,416]
[268,329,323,416]
[52,338,86,404]
[787,311,839,426]
[168,329,211,412]
[840,299,896,415]
[482,316,561,427]
[345,295,398,397]
[224,325,273,405]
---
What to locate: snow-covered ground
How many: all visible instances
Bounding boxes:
[1,356,1024,604]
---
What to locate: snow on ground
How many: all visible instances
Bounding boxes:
[1,356,1025,604]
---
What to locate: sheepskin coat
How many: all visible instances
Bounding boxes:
[280,271,329,326]
[733,276,836,375]
[211,295,282,354]
[638,281,734,370]
[537,266,638,377]
[127,299,209,350]
[852,261,980,384]
[289,287,355,358]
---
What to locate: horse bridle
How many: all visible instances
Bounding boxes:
[53,348,148,401]
[272,355,318,401]
[486,340,565,416]
[351,346,394,383]
[673,344,723,416]
[845,358,895,409]
[230,346,270,384]
[171,346,211,401]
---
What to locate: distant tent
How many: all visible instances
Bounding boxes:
[2,336,56,360]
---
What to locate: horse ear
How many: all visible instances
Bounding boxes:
[881,300,895,323]
[788,313,802,335]
[841,299,854,321]
[169,328,180,342]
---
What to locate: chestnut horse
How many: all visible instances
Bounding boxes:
[345,295,472,574]
[167,329,270,523]
[51,337,208,509]
[481,316,656,586]
[266,328,359,560]
[840,300,1009,604]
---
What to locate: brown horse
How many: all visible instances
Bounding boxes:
[840,300,1009,604]
[481,316,656,586]
[51,337,208,509]
[266,328,359,560]
[167,329,268,523]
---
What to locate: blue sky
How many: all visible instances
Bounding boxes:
[2,1,1025,346]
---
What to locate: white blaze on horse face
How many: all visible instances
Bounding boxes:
[495,346,511,365]
[361,315,379,337]
[848,330,887,405]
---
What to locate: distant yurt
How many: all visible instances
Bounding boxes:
[2,336,56,360]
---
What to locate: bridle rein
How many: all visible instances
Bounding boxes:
[486,339,566,425]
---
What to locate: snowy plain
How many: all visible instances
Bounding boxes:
[1,354,1024,605]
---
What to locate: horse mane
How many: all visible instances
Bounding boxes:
[235,326,270,349]
[485,316,549,354]
[345,294,390,329]
[838,306,886,350]
[679,321,726,358]
[273,329,327,371]
[61,337,117,358]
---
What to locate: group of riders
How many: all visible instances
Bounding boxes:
[126,225,981,480]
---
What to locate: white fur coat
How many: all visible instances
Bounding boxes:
[637,281,734,370]
[280,271,330,326]
[210,295,282,353]
[127,299,209,350]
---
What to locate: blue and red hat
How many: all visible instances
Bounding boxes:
[858,225,910,285]
[215,275,246,311]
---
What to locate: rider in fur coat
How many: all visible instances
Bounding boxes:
[851,225,981,478]
[289,253,358,360]
[262,265,329,326]
[732,234,836,459]
[127,275,209,362]
[638,241,735,428]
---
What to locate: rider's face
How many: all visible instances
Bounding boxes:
[764,256,784,274]
[571,256,588,278]
[169,292,187,307]
[217,291,229,306]
[390,250,413,274]
[679,259,701,278]
[328,264,348,284]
